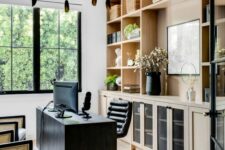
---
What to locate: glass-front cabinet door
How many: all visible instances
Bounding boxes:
[157,103,188,150]
[144,104,153,149]
[157,106,168,150]
[133,102,141,144]
[172,108,184,150]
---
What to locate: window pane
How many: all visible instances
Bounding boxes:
[0,47,11,91]
[41,9,58,48]
[60,11,78,49]
[12,48,33,91]
[0,5,11,47]
[40,49,58,90]
[12,6,33,47]
[60,49,78,81]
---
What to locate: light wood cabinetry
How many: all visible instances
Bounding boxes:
[189,107,210,150]
[99,91,210,150]
[106,0,167,94]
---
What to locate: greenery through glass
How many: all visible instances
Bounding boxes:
[40,8,78,90]
[0,4,79,92]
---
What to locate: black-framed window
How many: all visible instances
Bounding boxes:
[0,4,81,94]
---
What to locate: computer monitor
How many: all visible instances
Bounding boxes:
[53,81,79,113]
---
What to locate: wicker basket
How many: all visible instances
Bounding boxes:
[126,0,140,13]
[109,5,121,21]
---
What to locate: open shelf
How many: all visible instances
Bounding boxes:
[107,17,122,24]
[142,0,168,10]
[123,9,141,18]
[107,42,121,47]
[202,18,225,26]
[122,17,140,41]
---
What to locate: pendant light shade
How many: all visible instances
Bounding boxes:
[65,0,70,12]
[92,0,97,6]
[32,0,37,6]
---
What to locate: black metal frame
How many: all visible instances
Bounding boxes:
[0,140,33,149]
[0,115,26,128]
[208,0,224,150]
[0,130,14,142]
[0,6,82,95]
[0,122,18,141]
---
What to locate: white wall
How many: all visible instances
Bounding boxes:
[0,0,106,139]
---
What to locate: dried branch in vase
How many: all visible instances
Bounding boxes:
[135,47,168,73]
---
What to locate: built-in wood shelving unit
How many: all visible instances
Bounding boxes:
[107,0,166,94]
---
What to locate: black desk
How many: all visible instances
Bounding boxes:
[36,107,117,150]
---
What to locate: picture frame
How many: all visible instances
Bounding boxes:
[167,20,200,75]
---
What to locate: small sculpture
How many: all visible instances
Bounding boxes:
[115,48,121,67]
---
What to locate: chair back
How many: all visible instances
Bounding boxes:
[107,99,132,138]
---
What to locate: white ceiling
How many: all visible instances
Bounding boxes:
[0,0,83,10]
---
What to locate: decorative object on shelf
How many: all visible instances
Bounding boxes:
[135,47,168,95]
[126,0,140,13]
[134,49,140,65]
[181,63,197,102]
[123,84,140,93]
[215,39,225,59]
[115,48,121,67]
[124,24,140,40]
[109,4,121,20]
[116,76,122,86]
[104,75,118,91]
[204,88,210,102]
[205,4,210,22]
[168,20,200,75]
[127,52,134,66]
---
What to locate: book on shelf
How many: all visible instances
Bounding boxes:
[123,84,140,93]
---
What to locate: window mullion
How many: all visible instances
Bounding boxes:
[33,8,40,92]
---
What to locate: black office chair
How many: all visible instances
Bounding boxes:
[107,99,132,138]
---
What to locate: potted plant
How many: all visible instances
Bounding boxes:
[135,47,168,95]
[105,75,118,91]
[124,23,140,40]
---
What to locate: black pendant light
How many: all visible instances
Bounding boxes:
[106,0,111,9]
[65,0,70,12]
[92,0,97,6]
[32,0,37,6]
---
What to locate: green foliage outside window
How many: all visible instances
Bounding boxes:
[0,4,79,92]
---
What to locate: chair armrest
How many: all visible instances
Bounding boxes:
[0,130,14,144]
[0,115,25,128]
[0,140,33,150]
[0,122,18,141]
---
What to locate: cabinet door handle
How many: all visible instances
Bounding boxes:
[166,106,172,109]
[118,98,122,100]
[103,95,107,98]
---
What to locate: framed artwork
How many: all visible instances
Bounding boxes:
[167,20,200,75]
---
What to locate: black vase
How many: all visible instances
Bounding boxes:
[146,72,161,95]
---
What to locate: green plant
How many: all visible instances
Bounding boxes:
[104,75,118,85]
[124,23,139,38]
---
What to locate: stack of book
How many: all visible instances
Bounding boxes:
[123,84,140,93]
